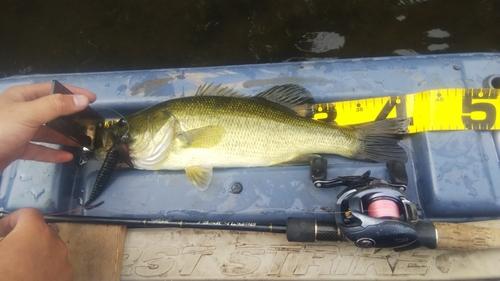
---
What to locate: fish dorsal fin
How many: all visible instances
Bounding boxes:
[176,125,224,148]
[255,84,315,117]
[195,83,244,97]
[185,166,213,190]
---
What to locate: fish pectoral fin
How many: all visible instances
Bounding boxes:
[273,154,322,166]
[177,126,224,148]
[185,166,213,191]
[255,84,315,117]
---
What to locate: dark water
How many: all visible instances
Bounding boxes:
[0,0,499,77]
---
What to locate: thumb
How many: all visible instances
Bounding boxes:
[20,94,90,126]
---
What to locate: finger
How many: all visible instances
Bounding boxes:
[18,93,90,127]
[63,84,97,103]
[20,143,74,163]
[32,126,81,147]
[0,208,44,237]
[0,83,51,101]
[1,83,96,103]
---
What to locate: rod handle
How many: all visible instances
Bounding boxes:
[434,222,500,250]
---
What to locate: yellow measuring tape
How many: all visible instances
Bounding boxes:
[312,88,500,133]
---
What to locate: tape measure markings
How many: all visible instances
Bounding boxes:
[311,88,500,133]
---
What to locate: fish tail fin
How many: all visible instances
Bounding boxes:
[351,117,410,163]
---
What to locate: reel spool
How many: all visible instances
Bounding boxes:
[367,198,400,219]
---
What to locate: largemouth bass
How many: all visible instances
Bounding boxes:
[99,84,409,190]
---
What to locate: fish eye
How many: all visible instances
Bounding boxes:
[118,118,127,127]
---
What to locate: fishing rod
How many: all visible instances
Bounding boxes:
[3,159,500,251]
[1,209,499,252]
[43,214,288,233]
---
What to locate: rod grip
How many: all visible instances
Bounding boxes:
[434,222,500,250]
[286,218,343,242]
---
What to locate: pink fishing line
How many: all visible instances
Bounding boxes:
[367,199,399,218]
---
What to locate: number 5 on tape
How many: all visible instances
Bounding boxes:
[312,88,500,133]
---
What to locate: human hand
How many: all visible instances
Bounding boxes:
[0,208,72,281]
[0,83,96,171]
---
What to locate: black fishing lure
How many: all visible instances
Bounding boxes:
[84,119,133,207]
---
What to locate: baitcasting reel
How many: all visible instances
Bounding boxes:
[287,159,436,251]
